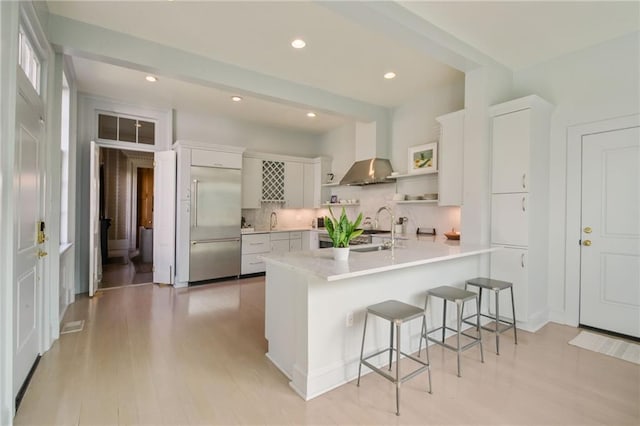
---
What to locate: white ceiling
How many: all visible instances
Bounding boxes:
[400,1,640,70]
[72,56,350,134]
[48,1,639,134]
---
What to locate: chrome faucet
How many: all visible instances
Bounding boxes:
[375,206,395,248]
[270,211,278,231]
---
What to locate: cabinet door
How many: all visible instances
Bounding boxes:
[176,146,192,201]
[492,109,531,193]
[490,247,528,321]
[271,239,290,253]
[191,149,242,169]
[242,157,262,209]
[284,161,304,208]
[437,110,464,206]
[289,238,302,252]
[241,253,266,274]
[303,163,315,208]
[491,193,528,246]
[302,231,318,250]
[242,233,270,254]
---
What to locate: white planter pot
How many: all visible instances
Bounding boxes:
[332,247,350,261]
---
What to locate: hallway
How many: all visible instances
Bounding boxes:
[14,278,639,425]
[101,250,153,289]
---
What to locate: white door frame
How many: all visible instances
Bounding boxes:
[1,1,56,421]
[565,113,640,326]
[0,3,21,423]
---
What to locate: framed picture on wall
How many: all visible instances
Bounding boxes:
[408,142,437,174]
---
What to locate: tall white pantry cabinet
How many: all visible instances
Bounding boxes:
[489,95,554,332]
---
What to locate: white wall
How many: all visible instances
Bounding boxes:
[75,95,172,294]
[513,32,640,322]
[74,98,324,293]
[174,110,322,158]
[390,80,465,173]
[316,80,466,236]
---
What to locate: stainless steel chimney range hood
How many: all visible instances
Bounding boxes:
[339,158,396,186]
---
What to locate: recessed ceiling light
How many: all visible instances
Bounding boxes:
[231,96,243,102]
[291,39,306,49]
[383,72,396,80]
[307,112,316,118]
[145,75,158,82]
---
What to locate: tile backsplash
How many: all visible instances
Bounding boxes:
[242,204,317,230]
[242,180,461,236]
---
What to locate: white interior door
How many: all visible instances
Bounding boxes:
[153,151,176,284]
[88,141,101,297]
[13,87,45,397]
[580,125,640,338]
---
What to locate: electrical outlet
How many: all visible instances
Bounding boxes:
[346,312,354,327]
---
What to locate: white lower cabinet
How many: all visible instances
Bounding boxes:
[490,246,528,322]
[241,231,307,274]
[241,253,267,275]
[271,232,290,253]
[241,233,270,274]
[302,231,319,250]
[289,232,302,251]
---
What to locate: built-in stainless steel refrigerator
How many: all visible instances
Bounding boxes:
[189,165,241,281]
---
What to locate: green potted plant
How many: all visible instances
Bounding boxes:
[325,207,363,260]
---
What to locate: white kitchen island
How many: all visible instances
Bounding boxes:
[261,238,495,400]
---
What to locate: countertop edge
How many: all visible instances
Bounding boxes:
[325,247,496,281]
[261,246,497,282]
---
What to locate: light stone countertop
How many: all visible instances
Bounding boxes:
[260,238,495,281]
[241,227,314,234]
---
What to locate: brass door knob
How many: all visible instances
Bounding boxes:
[37,249,48,258]
[583,240,592,246]
[583,227,592,234]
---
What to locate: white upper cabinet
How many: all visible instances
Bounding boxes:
[241,153,328,209]
[242,157,262,209]
[436,109,464,206]
[191,148,243,169]
[284,161,304,209]
[491,108,531,194]
[303,163,315,208]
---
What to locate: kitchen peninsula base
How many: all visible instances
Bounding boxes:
[263,242,493,400]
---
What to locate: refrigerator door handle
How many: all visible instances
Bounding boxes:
[191,238,241,245]
[192,179,199,227]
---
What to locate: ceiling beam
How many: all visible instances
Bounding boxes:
[46,13,390,123]
[319,1,509,73]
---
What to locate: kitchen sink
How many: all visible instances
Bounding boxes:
[359,229,391,234]
[351,244,391,253]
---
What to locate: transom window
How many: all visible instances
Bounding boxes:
[18,26,41,94]
[98,112,156,145]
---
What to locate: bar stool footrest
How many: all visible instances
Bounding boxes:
[427,336,481,352]
[361,349,430,385]
[462,316,516,334]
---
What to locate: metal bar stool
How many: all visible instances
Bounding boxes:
[419,286,483,377]
[463,277,518,355]
[357,300,432,416]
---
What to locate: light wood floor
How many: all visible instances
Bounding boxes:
[101,252,153,289]
[15,277,639,425]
